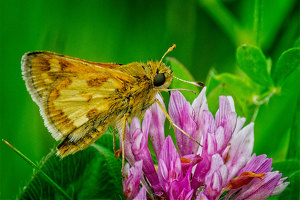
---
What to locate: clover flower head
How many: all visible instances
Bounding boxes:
[121,88,289,199]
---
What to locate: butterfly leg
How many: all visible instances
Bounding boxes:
[113,128,116,153]
[153,98,202,146]
[120,113,129,172]
[113,128,120,158]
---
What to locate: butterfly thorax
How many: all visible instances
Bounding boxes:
[112,60,173,120]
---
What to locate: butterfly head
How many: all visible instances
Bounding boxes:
[147,44,176,89]
[148,61,173,89]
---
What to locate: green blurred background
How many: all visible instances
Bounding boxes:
[0,0,299,199]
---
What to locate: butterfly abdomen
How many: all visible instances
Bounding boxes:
[56,115,112,157]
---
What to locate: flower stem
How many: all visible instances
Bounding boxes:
[287,99,300,160]
[254,0,263,47]
[197,0,246,46]
[2,139,72,200]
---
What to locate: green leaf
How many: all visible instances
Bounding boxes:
[2,139,71,200]
[273,160,300,177]
[273,160,300,200]
[272,48,300,86]
[236,44,273,87]
[278,171,300,200]
[167,57,200,102]
[206,72,257,122]
[294,38,300,48]
[19,133,123,200]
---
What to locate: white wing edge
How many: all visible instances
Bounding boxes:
[21,53,64,141]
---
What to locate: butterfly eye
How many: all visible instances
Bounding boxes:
[153,73,165,86]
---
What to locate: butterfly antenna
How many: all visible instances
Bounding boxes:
[155,88,196,94]
[173,76,205,87]
[160,44,176,64]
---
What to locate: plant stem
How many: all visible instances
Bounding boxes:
[254,0,262,47]
[198,0,246,46]
[2,139,72,200]
[286,98,300,160]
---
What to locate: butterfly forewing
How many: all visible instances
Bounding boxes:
[22,52,135,155]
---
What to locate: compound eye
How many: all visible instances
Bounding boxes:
[153,73,165,86]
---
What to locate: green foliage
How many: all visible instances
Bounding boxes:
[273,160,300,200]
[236,45,273,87]
[272,48,300,86]
[273,160,300,178]
[208,45,299,163]
[279,171,300,200]
[206,71,257,122]
[19,133,123,199]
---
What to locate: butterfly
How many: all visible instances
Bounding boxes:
[21,44,201,163]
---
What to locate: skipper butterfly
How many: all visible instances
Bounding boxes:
[21,45,201,161]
